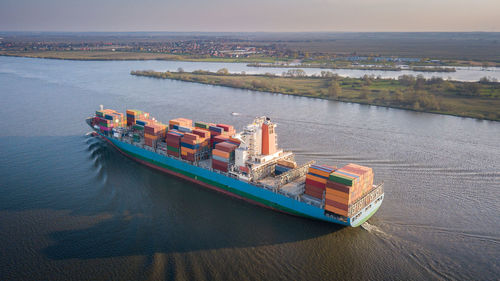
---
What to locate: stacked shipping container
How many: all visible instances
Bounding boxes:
[180,133,210,162]
[169,118,192,132]
[325,164,374,217]
[212,141,238,172]
[144,123,167,147]
[212,135,229,148]
[126,110,149,127]
[216,124,236,136]
[166,130,184,157]
[95,109,124,133]
[304,165,337,199]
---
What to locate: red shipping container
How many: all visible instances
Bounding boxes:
[210,131,221,137]
[192,129,210,138]
[216,124,233,132]
[325,199,349,211]
[305,178,326,189]
[212,158,228,167]
[167,151,180,157]
[215,142,238,152]
[182,133,199,141]
[167,139,180,147]
[305,184,324,193]
[239,166,249,173]
[213,135,229,143]
[212,164,228,172]
[326,181,352,193]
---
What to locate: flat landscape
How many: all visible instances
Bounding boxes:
[131,69,500,121]
[1,32,499,66]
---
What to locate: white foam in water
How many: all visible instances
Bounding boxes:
[361,222,391,239]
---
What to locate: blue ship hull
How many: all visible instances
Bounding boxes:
[97,131,383,227]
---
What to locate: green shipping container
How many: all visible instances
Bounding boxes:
[167,145,180,152]
[195,122,210,129]
[133,125,144,130]
[328,173,355,186]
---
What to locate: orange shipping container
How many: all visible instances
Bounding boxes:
[324,205,348,217]
[144,133,159,140]
[181,147,195,154]
[308,168,331,178]
[325,193,352,205]
[325,188,350,200]
[212,149,230,158]
[306,173,328,184]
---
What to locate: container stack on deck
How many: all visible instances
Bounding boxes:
[212,135,229,148]
[144,123,167,147]
[126,110,150,128]
[216,124,236,136]
[212,141,238,172]
[169,118,193,132]
[95,109,124,133]
[181,133,209,162]
[209,125,224,138]
[194,121,211,130]
[192,128,210,139]
[166,130,184,157]
[133,119,151,131]
[304,165,337,199]
[325,164,374,217]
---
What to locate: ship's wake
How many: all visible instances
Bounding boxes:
[84,133,108,184]
[361,221,392,239]
[361,220,486,281]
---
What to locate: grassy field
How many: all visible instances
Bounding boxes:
[1,49,497,67]
[0,50,281,63]
[131,70,500,121]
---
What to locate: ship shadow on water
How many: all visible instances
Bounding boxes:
[40,135,343,260]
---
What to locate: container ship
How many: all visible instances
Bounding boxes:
[87,107,384,227]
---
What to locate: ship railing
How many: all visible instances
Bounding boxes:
[347,182,384,218]
[276,160,315,188]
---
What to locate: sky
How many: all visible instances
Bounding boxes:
[1,0,499,32]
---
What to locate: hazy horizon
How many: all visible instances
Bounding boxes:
[1,0,499,32]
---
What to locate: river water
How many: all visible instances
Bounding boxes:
[0,56,499,281]
[138,60,499,82]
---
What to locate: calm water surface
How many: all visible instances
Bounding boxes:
[0,56,499,280]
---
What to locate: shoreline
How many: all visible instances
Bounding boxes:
[1,51,498,67]
[0,51,281,63]
[247,63,457,73]
[130,70,500,122]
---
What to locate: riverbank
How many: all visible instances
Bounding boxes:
[247,63,402,71]
[1,50,497,68]
[248,63,457,72]
[131,70,500,121]
[0,51,280,63]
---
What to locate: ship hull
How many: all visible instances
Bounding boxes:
[95,129,382,227]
